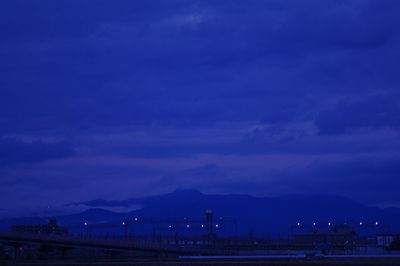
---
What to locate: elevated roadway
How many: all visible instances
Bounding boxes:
[0,231,224,256]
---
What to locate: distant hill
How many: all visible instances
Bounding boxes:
[2,189,400,236]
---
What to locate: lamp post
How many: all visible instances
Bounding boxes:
[122,221,128,239]
[83,222,88,238]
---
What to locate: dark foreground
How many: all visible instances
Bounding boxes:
[3,258,400,266]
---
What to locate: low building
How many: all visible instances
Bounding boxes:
[377,234,400,248]
[12,219,68,235]
[290,224,367,250]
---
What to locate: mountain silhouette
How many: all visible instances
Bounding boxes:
[2,189,399,236]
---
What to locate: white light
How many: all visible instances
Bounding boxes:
[186,224,190,228]
[84,222,88,226]
[297,222,301,226]
[328,222,331,226]
[359,222,363,226]
[375,222,379,225]
[122,222,125,226]
[215,224,219,228]
[313,222,316,226]
[168,225,172,228]
[134,218,138,221]
[201,224,204,228]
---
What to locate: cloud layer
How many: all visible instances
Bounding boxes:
[1,0,400,217]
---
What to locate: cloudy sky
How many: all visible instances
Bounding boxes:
[1,0,400,217]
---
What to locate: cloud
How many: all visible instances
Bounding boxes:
[289,155,400,205]
[316,94,400,135]
[0,0,400,216]
[162,154,400,205]
[74,123,400,159]
[0,137,76,168]
[1,0,400,132]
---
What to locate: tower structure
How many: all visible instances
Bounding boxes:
[205,209,214,236]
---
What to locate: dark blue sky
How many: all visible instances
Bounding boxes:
[1,0,400,217]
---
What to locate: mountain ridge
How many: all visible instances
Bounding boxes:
[1,189,399,236]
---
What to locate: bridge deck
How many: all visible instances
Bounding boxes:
[0,232,227,256]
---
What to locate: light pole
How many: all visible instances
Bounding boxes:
[122,221,128,239]
[83,222,88,238]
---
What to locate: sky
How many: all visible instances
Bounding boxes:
[1,0,400,218]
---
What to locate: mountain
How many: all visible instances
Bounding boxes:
[2,189,400,236]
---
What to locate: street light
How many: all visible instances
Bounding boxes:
[83,222,88,238]
[122,221,128,239]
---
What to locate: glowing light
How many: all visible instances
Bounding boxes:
[168,225,172,228]
[186,224,190,228]
[297,222,301,226]
[122,222,126,226]
[201,224,204,228]
[134,218,138,221]
[215,224,219,228]
[84,222,88,226]
[359,222,363,226]
[328,222,331,226]
[313,222,316,226]
[375,222,379,225]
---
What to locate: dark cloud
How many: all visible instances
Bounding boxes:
[78,123,400,159]
[316,94,400,135]
[165,155,400,205]
[0,138,75,167]
[0,0,400,215]
[289,156,400,205]
[1,0,400,132]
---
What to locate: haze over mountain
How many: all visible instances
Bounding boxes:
[2,190,399,236]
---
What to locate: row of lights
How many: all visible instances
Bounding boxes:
[85,219,380,227]
[84,219,140,226]
[296,222,380,226]
[84,221,220,228]
[174,224,220,229]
